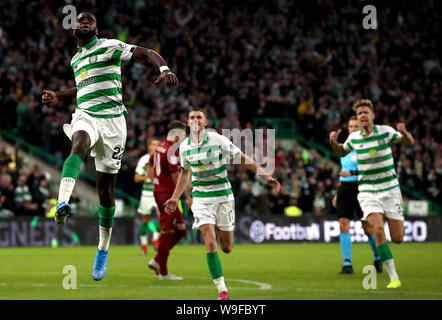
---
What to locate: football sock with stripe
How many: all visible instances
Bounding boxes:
[207,251,227,293]
[154,220,161,241]
[139,222,148,246]
[340,232,352,266]
[58,154,82,204]
[377,242,399,280]
[368,234,381,261]
[148,220,161,241]
[98,205,115,252]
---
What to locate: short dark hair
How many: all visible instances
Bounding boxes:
[167,120,187,131]
[189,107,207,118]
[349,115,357,121]
[77,11,97,21]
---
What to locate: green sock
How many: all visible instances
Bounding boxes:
[140,222,148,236]
[61,154,82,179]
[206,251,223,280]
[148,221,157,233]
[58,154,82,204]
[376,242,393,262]
[99,205,115,228]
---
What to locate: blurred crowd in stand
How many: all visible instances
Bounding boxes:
[0,0,440,217]
[0,143,81,217]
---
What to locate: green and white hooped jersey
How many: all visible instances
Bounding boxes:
[135,153,154,198]
[179,130,242,203]
[71,37,136,118]
[343,124,403,193]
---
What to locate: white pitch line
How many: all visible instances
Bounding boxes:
[1,272,440,297]
[182,276,272,290]
[0,282,441,297]
[112,274,272,290]
[0,271,273,291]
[0,282,259,291]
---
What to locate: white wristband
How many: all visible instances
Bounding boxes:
[159,66,170,73]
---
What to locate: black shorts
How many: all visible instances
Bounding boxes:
[336,181,363,220]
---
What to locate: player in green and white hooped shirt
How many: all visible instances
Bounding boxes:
[41,12,178,281]
[330,99,414,289]
[134,138,161,255]
[164,108,281,300]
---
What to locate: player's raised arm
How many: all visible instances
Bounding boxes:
[42,88,77,106]
[164,168,191,214]
[329,129,350,157]
[131,47,178,86]
[397,123,415,146]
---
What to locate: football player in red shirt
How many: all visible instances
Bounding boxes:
[146,120,191,280]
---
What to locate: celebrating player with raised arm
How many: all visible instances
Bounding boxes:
[164,107,281,300]
[330,99,414,289]
[332,116,381,275]
[41,12,177,281]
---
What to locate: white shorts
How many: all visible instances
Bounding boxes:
[137,195,157,215]
[63,110,127,174]
[357,187,404,221]
[191,200,235,232]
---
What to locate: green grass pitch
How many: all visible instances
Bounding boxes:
[1,243,441,300]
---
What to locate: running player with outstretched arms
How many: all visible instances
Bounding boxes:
[41,12,177,281]
[164,107,281,299]
[330,99,414,289]
[332,116,381,274]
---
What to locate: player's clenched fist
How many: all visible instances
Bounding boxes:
[267,177,281,193]
[154,71,178,87]
[42,90,58,106]
[397,122,407,133]
[329,129,342,145]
